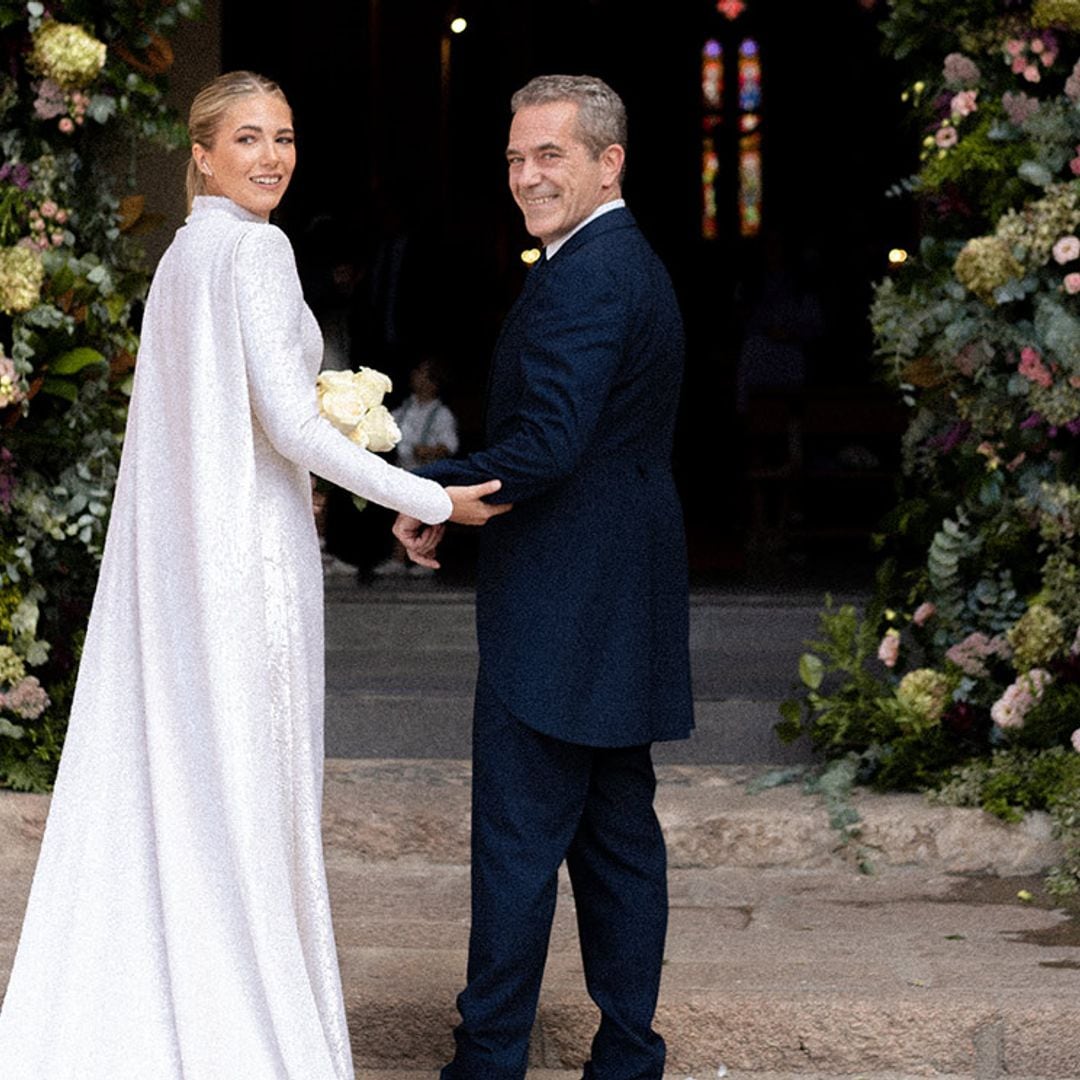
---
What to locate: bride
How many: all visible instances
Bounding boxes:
[0,71,506,1079]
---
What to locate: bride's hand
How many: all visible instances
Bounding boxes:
[446,480,512,526]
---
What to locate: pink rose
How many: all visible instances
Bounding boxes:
[951,90,978,118]
[1023,65,1041,82]
[39,200,58,219]
[991,669,1052,730]
[1012,57,1027,74]
[54,208,68,225]
[1071,157,1080,177]
[935,126,958,149]
[1042,51,1057,68]
[1052,236,1080,264]
[58,117,75,134]
[913,602,936,626]
[1019,347,1053,388]
[0,356,24,408]
[1065,273,1080,295]
[1072,729,1080,754]
[1006,39,1025,57]
[878,629,901,669]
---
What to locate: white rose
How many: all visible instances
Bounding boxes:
[317,370,367,432]
[359,404,401,453]
[354,367,393,409]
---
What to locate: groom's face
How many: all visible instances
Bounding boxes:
[506,101,622,248]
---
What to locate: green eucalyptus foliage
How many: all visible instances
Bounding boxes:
[0,1,200,790]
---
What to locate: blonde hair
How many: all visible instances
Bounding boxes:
[185,71,289,213]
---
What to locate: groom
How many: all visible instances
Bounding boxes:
[394,74,693,1080]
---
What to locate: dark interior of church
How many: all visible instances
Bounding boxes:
[219,0,914,585]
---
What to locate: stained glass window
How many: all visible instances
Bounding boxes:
[737,38,762,236]
[702,137,720,240]
[701,40,724,240]
[702,39,723,111]
[738,131,762,237]
[738,38,761,111]
[701,12,762,240]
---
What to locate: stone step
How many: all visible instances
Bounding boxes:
[328,863,1080,1077]
[356,1075,1058,1080]
[3,762,1077,1076]
[318,761,1060,875]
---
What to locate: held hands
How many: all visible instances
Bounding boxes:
[447,479,511,525]
[393,479,511,568]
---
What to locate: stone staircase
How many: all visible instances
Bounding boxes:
[2,590,1079,1078]
[3,759,1077,1079]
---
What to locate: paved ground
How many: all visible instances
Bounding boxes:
[322,582,849,765]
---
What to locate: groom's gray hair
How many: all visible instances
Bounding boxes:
[511,74,627,167]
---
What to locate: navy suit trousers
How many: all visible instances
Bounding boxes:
[441,671,668,1080]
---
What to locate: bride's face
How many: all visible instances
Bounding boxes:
[193,93,295,220]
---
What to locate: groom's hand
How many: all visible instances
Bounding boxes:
[393,515,446,568]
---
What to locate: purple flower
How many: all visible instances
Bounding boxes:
[929,421,971,454]
[943,52,981,88]
[946,632,1011,678]
[1067,60,1080,103]
[1020,412,1044,430]
[33,79,66,121]
[0,162,31,190]
[0,676,50,721]
[1002,92,1040,126]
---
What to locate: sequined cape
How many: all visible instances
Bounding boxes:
[0,196,451,1079]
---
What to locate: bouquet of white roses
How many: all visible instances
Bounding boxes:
[316,367,400,453]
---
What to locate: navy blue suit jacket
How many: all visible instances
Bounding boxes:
[421,207,694,747]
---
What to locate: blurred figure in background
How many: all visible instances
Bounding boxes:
[374,356,459,577]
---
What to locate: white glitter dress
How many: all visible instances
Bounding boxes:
[0,196,452,1079]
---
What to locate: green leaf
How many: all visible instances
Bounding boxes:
[0,719,26,740]
[799,652,825,690]
[1018,160,1052,187]
[50,347,106,375]
[747,765,806,793]
[776,698,804,743]
[39,377,78,402]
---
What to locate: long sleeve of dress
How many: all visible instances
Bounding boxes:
[234,226,452,525]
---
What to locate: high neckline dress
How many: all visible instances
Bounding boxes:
[0,196,451,1079]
